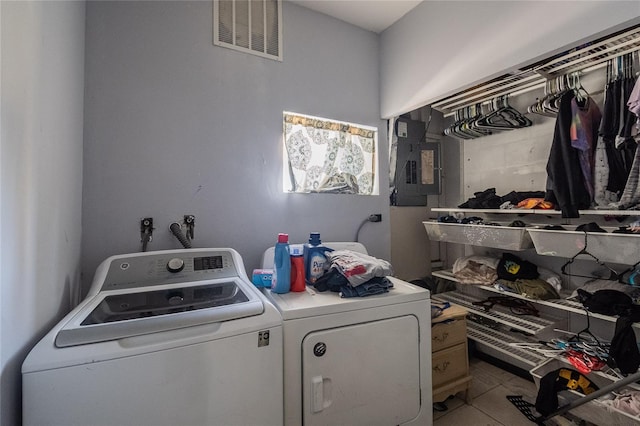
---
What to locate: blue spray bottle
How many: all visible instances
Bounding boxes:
[271,233,291,294]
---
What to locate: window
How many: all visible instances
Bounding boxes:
[283,112,378,195]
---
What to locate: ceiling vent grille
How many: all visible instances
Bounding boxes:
[213,0,282,61]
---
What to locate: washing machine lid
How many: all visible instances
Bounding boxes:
[55,278,264,347]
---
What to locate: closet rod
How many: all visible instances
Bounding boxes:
[541,41,640,75]
[442,61,611,118]
[439,78,545,113]
[433,24,640,114]
[442,82,543,118]
[441,55,630,118]
[431,73,540,110]
[537,25,640,73]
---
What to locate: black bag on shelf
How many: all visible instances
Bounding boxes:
[576,288,633,316]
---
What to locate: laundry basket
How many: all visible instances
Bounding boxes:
[423,221,533,251]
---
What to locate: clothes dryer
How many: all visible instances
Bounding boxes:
[23,248,283,426]
[262,242,432,426]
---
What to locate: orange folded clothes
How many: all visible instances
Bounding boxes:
[517,198,554,209]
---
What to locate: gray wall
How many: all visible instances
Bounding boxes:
[0,2,85,424]
[82,1,389,293]
[380,1,640,118]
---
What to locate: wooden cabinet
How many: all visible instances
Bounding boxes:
[431,304,472,404]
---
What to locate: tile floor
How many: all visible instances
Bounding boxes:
[433,356,586,426]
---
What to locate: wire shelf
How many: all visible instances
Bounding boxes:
[432,292,557,334]
[466,320,548,366]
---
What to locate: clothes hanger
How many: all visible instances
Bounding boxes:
[463,104,492,138]
[617,259,640,286]
[447,108,477,139]
[560,231,619,280]
[625,52,636,80]
[616,55,623,80]
[570,72,590,104]
[573,309,605,348]
[446,105,491,139]
[552,326,608,352]
[528,80,559,117]
[474,95,533,130]
[545,77,565,113]
[445,110,467,138]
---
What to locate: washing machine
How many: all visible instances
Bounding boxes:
[262,242,432,426]
[22,248,283,426]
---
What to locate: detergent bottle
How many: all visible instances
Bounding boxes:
[289,244,306,292]
[303,232,332,286]
[271,233,291,294]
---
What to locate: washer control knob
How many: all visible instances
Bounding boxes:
[167,292,184,305]
[166,258,185,273]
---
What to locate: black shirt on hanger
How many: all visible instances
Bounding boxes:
[545,91,592,218]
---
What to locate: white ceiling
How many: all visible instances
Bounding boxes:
[289,0,423,33]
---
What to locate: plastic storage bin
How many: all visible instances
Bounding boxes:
[527,227,640,265]
[530,358,640,425]
[423,221,533,251]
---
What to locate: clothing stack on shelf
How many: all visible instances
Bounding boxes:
[457,188,549,210]
[451,253,562,298]
[437,215,527,227]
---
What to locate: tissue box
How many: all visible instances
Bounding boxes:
[252,269,273,288]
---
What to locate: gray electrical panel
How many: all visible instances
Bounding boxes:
[392,117,442,206]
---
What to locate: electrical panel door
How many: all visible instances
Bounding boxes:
[393,117,442,206]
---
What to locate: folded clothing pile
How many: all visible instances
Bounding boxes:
[453,253,562,300]
[452,256,499,285]
[437,215,527,227]
[458,188,547,209]
[313,250,394,298]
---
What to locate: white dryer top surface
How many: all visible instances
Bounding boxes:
[262,277,429,320]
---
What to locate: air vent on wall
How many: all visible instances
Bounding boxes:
[213,0,282,61]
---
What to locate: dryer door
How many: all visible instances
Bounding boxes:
[302,315,421,425]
